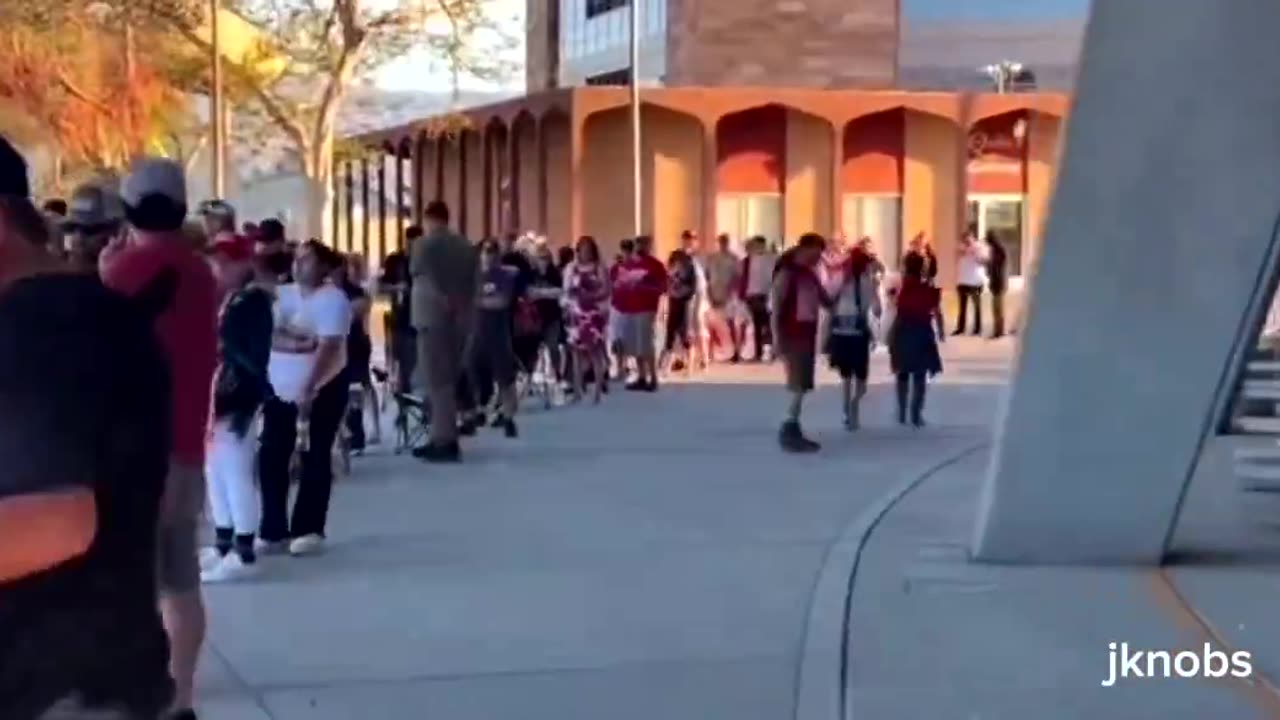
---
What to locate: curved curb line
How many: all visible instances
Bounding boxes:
[792,442,989,720]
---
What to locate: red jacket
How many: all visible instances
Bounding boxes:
[896,277,940,323]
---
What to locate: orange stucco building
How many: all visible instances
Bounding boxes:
[337,86,1067,313]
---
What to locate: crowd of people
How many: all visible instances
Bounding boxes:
[0,119,1004,718]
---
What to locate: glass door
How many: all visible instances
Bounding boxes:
[843,194,903,267]
[717,193,783,253]
[967,194,1025,277]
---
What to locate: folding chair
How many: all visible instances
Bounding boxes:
[392,391,430,454]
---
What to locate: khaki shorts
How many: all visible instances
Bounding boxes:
[784,350,816,393]
[416,321,465,391]
[157,461,204,594]
[618,312,656,358]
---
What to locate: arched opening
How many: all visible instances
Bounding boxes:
[580,103,704,260]
[511,111,537,233]
[842,109,905,265]
[966,110,1030,279]
[715,105,787,250]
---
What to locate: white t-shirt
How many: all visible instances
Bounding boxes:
[268,282,352,403]
[957,241,990,287]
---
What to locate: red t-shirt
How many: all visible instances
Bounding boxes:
[102,238,218,466]
[609,261,630,312]
[613,254,667,314]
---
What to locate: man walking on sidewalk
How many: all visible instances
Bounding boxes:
[410,201,478,462]
[772,233,832,452]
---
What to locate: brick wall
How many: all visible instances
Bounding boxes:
[665,0,898,88]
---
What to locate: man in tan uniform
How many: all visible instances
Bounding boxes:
[410,200,477,462]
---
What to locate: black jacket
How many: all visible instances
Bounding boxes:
[212,285,274,436]
[987,240,1009,293]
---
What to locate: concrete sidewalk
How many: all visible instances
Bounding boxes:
[195,338,1012,719]
[839,358,1280,719]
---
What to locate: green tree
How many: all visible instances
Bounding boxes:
[148,0,517,240]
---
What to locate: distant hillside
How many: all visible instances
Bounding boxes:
[898,19,1084,90]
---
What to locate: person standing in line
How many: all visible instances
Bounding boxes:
[889,251,944,427]
[771,233,832,452]
[703,233,742,363]
[62,183,125,273]
[197,200,236,242]
[409,201,478,462]
[100,158,219,720]
[469,239,521,437]
[660,248,697,374]
[200,233,274,584]
[379,225,420,394]
[336,254,377,451]
[529,243,566,387]
[607,237,636,382]
[826,240,882,431]
[952,226,988,336]
[0,137,175,720]
[739,235,777,362]
[258,241,351,555]
[984,229,1009,339]
[565,235,611,403]
[619,234,667,391]
[679,230,709,371]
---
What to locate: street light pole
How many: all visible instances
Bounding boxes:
[628,0,641,236]
[210,0,224,198]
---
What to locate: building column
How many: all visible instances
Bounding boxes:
[537,117,549,234]
[360,155,371,260]
[482,130,494,239]
[458,134,469,234]
[509,128,522,232]
[330,157,341,248]
[974,1,1280,563]
[343,162,354,254]
[830,121,844,239]
[394,141,406,253]
[700,120,717,246]
[411,134,425,227]
[376,149,388,264]
[568,115,584,241]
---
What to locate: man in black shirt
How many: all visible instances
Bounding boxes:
[0,136,173,719]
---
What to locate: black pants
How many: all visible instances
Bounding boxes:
[954,285,983,335]
[258,373,348,542]
[989,289,1006,337]
[746,295,771,359]
[392,329,417,393]
[895,371,928,423]
[664,297,691,352]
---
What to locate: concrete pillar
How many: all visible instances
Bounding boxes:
[360,155,371,259]
[343,162,355,253]
[700,121,717,246]
[830,121,844,239]
[376,150,387,263]
[394,141,406,251]
[974,0,1280,564]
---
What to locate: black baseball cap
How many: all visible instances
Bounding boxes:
[0,135,31,198]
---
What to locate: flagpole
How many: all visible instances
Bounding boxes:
[628,0,642,236]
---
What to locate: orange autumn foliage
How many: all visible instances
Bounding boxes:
[0,24,185,170]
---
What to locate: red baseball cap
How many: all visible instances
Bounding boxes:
[209,232,253,261]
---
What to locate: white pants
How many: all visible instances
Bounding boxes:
[205,418,260,535]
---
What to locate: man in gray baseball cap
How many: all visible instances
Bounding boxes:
[63,182,124,272]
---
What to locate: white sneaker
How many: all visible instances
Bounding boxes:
[254,538,290,556]
[200,553,257,584]
[289,534,325,556]
[198,547,225,572]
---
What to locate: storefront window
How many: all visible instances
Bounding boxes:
[967,195,1025,277]
[842,194,902,266]
[717,193,782,253]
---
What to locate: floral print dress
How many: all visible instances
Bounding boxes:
[566,261,609,353]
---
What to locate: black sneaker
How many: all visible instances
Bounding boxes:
[489,414,505,429]
[458,417,478,436]
[416,441,461,463]
[730,353,741,364]
[169,710,198,720]
[779,421,820,453]
[502,418,518,438]
[625,380,647,391]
